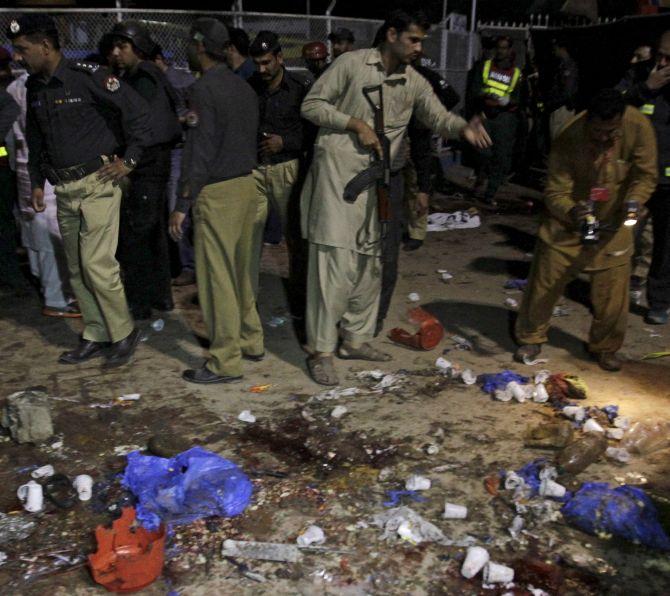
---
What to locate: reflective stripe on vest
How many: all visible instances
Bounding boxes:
[640,103,655,116]
[482,59,520,98]
[0,146,7,158]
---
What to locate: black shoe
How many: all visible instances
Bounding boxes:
[58,339,109,364]
[103,328,142,368]
[152,299,175,312]
[403,239,424,252]
[182,367,243,384]
[242,352,265,362]
[594,352,623,372]
[645,308,669,325]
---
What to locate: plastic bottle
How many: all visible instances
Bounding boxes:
[622,421,670,455]
[557,433,608,474]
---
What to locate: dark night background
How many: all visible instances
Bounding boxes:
[5,0,645,21]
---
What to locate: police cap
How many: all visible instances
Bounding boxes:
[112,20,156,57]
[190,17,229,59]
[6,14,58,41]
[302,41,328,61]
[249,31,281,57]
[327,27,355,44]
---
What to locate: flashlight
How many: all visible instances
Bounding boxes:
[623,200,639,227]
[580,200,600,245]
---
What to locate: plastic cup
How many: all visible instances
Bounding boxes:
[461,546,489,579]
[31,464,55,479]
[562,406,586,421]
[533,383,549,403]
[443,502,468,519]
[17,480,44,512]
[483,561,515,583]
[539,478,566,498]
[73,474,93,501]
[583,418,604,433]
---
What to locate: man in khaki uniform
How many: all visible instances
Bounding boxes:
[9,14,150,368]
[247,31,310,296]
[300,10,491,385]
[515,89,657,372]
[169,18,263,384]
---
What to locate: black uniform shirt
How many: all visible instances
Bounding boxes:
[0,89,19,141]
[121,61,181,149]
[26,57,151,188]
[176,63,258,213]
[249,68,311,165]
[618,62,670,187]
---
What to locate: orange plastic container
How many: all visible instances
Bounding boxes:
[388,307,445,350]
[89,507,166,593]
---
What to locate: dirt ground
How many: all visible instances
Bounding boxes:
[1,180,669,596]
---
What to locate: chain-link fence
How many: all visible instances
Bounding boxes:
[0,8,479,111]
[0,8,383,70]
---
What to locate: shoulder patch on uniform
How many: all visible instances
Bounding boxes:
[185,110,199,128]
[104,75,121,93]
[72,61,100,74]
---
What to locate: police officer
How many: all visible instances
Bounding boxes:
[168,18,263,384]
[302,41,329,79]
[248,31,311,296]
[327,27,356,58]
[618,30,670,325]
[8,14,151,366]
[468,35,522,206]
[111,20,181,319]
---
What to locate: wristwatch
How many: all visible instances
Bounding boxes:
[123,157,137,170]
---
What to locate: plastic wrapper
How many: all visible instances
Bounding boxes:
[122,446,252,530]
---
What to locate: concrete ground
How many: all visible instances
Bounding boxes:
[1,185,669,595]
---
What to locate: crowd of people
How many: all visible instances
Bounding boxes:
[0,8,667,385]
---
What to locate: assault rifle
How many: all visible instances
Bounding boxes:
[343,84,392,238]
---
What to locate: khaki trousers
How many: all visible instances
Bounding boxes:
[306,242,381,353]
[515,241,630,354]
[56,172,133,343]
[193,175,264,377]
[403,162,427,241]
[250,159,300,295]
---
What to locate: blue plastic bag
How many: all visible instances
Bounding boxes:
[561,482,670,551]
[122,446,253,530]
[480,370,529,394]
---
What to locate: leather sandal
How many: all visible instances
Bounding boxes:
[338,342,392,362]
[307,355,339,386]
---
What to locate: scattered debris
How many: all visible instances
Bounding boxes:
[427,210,481,232]
[405,475,431,491]
[443,502,468,519]
[31,464,55,479]
[371,506,472,546]
[122,447,252,530]
[222,539,303,563]
[330,405,348,419]
[407,292,421,302]
[504,297,519,309]
[249,384,272,393]
[296,525,326,547]
[266,316,288,328]
[0,514,36,545]
[1,390,54,444]
[89,507,166,593]
[388,307,445,350]
[150,319,165,332]
[504,279,528,290]
[238,410,256,424]
[461,546,490,578]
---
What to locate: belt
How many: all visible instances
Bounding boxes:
[44,156,108,185]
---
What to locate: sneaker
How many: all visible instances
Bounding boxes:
[645,308,669,325]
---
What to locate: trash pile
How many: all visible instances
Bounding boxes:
[1,352,669,594]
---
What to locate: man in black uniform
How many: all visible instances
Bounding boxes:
[168,18,263,384]
[248,31,311,296]
[8,14,151,366]
[110,20,181,319]
[618,30,670,325]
